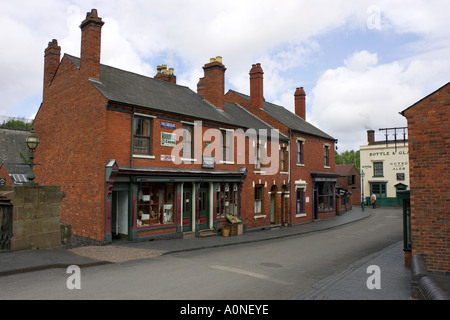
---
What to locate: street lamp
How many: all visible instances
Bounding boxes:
[25,128,40,185]
[361,170,365,211]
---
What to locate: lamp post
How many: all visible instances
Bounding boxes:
[25,128,40,185]
[361,169,365,211]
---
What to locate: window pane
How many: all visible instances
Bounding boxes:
[182,125,193,158]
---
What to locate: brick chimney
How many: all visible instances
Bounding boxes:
[155,64,177,84]
[250,63,264,109]
[43,39,61,96]
[197,77,205,96]
[294,87,306,120]
[79,9,104,79]
[201,57,226,109]
[367,130,375,145]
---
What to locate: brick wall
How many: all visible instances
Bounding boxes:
[34,55,108,243]
[225,90,337,224]
[0,185,63,251]
[402,83,450,272]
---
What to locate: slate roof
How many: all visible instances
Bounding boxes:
[65,55,285,139]
[0,128,30,185]
[228,90,336,141]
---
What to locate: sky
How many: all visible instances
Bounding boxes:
[1,0,449,152]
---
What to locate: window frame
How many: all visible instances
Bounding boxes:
[221,130,233,163]
[324,144,330,167]
[254,185,264,214]
[296,188,305,215]
[133,116,152,156]
[296,140,304,165]
[137,182,176,228]
[182,123,194,159]
[373,161,384,177]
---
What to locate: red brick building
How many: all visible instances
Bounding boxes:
[335,164,361,207]
[34,9,289,245]
[224,66,337,225]
[34,9,337,245]
[401,82,450,272]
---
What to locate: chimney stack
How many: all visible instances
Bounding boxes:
[367,130,375,145]
[197,77,205,96]
[250,63,264,109]
[43,39,61,96]
[201,56,226,110]
[79,9,104,79]
[294,87,306,120]
[155,64,177,84]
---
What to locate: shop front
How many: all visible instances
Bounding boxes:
[311,172,338,221]
[105,161,247,242]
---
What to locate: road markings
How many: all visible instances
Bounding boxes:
[210,265,290,285]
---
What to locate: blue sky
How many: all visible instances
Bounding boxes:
[1,0,449,152]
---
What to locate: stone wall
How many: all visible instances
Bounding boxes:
[0,185,64,251]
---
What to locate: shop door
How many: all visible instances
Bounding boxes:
[270,186,278,224]
[183,185,193,232]
[111,191,129,240]
[197,187,210,230]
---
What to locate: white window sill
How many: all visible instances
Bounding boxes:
[219,160,235,165]
[254,214,266,219]
[133,155,155,159]
[296,213,307,218]
[181,158,197,162]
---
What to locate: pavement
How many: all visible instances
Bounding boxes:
[1,206,449,300]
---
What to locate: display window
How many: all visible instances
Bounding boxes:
[215,183,239,219]
[137,183,175,227]
[317,182,334,212]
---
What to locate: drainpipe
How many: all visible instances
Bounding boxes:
[288,129,293,227]
[131,107,135,168]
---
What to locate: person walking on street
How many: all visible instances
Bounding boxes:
[371,193,377,209]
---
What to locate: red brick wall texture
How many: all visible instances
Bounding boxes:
[402,82,450,272]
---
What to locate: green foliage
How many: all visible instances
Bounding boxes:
[0,118,33,130]
[335,150,360,172]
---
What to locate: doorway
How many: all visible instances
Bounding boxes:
[270,185,278,224]
[111,190,129,240]
[182,183,193,232]
[197,184,210,230]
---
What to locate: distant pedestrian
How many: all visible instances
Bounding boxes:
[371,193,377,209]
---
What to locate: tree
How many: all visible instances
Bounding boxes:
[0,118,33,130]
[335,150,360,172]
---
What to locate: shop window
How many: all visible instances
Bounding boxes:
[373,161,384,177]
[182,124,194,159]
[215,183,239,219]
[133,117,152,155]
[254,185,264,214]
[317,182,334,212]
[138,183,175,227]
[370,182,386,198]
[296,188,305,214]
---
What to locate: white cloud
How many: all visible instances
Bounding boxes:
[0,0,449,151]
[308,50,450,151]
